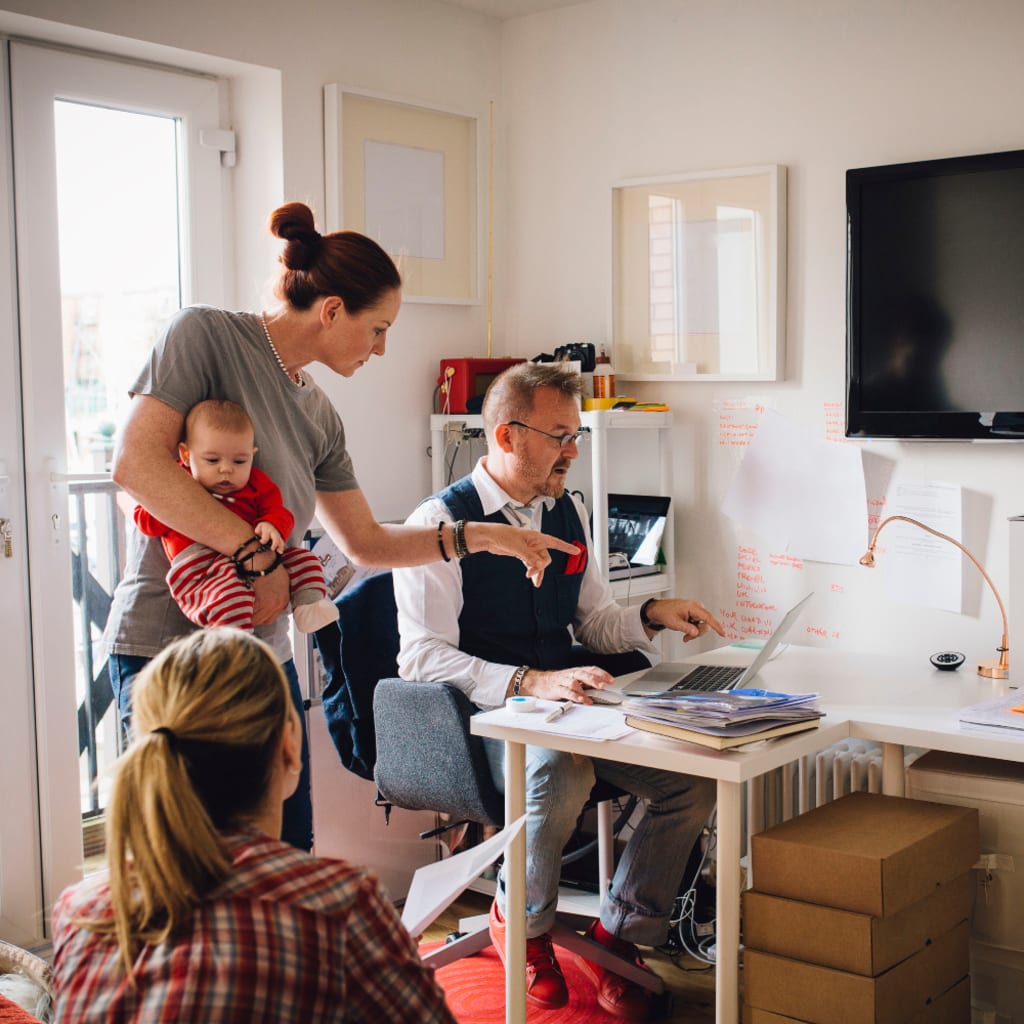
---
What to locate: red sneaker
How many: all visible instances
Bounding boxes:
[575,919,654,1022]
[488,900,568,1010]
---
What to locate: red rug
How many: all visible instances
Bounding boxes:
[0,994,41,1024]
[422,941,626,1023]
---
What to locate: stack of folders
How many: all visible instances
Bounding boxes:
[622,688,824,751]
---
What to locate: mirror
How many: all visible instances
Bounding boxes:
[612,165,786,381]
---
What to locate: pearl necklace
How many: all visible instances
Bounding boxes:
[259,312,303,387]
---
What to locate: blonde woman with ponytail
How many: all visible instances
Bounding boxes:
[50,629,456,1023]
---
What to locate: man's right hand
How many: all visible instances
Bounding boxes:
[514,665,614,704]
[466,522,578,588]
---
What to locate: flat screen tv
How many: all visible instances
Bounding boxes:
[846,148,1024,439]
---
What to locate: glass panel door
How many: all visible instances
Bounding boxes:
[7,40,228,936]
[55,100,183,825]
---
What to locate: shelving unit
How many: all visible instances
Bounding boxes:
[430,409,675,602]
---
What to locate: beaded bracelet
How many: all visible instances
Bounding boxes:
[231,535,263,563]
[436,521,451,562]
[511,664,529,697]
[235,551,284,580]
[452,519,470,560]
[232,539,284,586]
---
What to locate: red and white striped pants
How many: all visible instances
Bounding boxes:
[166,543,328,630]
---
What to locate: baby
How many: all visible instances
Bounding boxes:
[134,399,339,633]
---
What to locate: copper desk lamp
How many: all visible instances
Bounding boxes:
[860,515,1009,679]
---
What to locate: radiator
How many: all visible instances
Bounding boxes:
[746,739,898,840]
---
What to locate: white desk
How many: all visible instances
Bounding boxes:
[471,645,1021,1024]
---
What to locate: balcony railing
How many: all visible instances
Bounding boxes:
[66,478,316,827]
[68,476,125,818]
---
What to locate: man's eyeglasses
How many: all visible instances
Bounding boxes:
[507,420,587,449]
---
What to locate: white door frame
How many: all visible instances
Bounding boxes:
[0,39,45,950]
[3,39,229,942]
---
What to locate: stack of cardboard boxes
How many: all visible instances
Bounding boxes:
[741,792,979,1023]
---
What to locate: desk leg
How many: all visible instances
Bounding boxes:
[716,779,741,1024]
[881,742,906,797]
[504,739,527,1024]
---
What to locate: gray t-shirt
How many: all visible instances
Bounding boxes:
[103,305,359,662]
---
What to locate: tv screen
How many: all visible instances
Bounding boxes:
[846,148,1024,439]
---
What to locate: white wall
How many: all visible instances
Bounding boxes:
[497,0,1024,672]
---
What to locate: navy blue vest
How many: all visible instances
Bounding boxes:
[439,477,585,671]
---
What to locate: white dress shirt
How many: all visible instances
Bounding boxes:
[394,458,659,709]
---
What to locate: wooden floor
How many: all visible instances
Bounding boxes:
[422,890,722,1023]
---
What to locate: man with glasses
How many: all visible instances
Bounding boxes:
[394,362,723,1021]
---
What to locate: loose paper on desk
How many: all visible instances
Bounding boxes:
[878,479,962,613]
[484,700,633,741]
[401,815,527,939]
[720,409,867,565]
[958,692,1024,734]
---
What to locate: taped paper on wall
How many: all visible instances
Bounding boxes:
[721,409,867,566]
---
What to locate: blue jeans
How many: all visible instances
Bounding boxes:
[108,653,313,852]
[485,738,716,945]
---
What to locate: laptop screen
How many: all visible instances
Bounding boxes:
[606,493,670,567]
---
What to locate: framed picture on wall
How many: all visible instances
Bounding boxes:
[323,85,480,304]
[612,164,787,381]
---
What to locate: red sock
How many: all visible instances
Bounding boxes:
[592,919,617,947]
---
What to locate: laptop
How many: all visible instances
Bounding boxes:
[604,494,670,580]
[593,592,814,704]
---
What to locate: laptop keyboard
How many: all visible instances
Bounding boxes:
[669,664,744,692]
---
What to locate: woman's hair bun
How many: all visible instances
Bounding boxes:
[269,202,323,272]
[268,200,401,312]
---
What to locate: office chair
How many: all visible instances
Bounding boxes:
[317,571,663,993]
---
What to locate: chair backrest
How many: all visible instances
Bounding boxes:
[314,571,398,781]
[374,678,505,828]
[314,571,505,828]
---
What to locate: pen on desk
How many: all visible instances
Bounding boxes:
[543,701,575,723]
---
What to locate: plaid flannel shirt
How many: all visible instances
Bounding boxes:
[51,829,455,1023]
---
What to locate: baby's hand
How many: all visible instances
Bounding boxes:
[255,521,286,554]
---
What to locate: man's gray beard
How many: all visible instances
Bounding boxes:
[536,472,568,499]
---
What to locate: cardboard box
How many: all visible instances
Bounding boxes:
[741,975,970,1023]
[744,920,968,1024]
[750,792,979,917]
[742,873,970,976]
